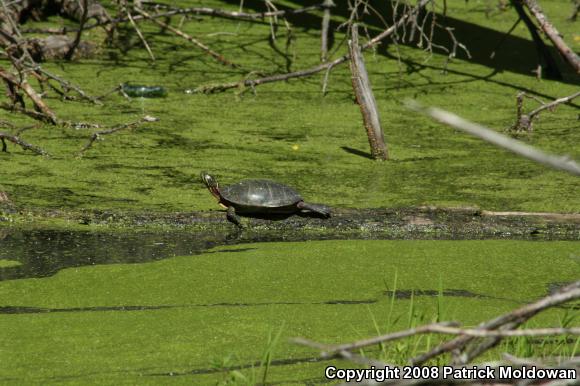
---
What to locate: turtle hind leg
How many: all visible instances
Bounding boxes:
[226,206,244,228]
[297,201,331,218]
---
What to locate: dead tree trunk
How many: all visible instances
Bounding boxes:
[517,0,580,75]
[348,24,388,161]
[509,0,561,79]
[320,0,334,62]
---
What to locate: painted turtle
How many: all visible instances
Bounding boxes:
[201,172,331,227]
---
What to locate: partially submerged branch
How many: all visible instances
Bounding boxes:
[132,7,239,68]
[407,101,580,176]
[0,67,58,124]
[64,0,89,60]
[520,0,580,74]
[320,0,335,62]
[510,0,561,79]
[349,24,388,160]
[0,131,49,155]
[194,0,434,93]
[294,280,580,380]
[78,115,158,156]
[511,90,580,132]
[125,2,155,61]
[35,67,101,105]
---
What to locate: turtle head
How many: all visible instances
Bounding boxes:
[200,172,220,199]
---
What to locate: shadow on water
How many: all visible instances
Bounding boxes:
[0,228,387,281]
[218,0,580,86]
[341,146,374,160]
[0,229,575,311]
[0,229,234,281]
[0,299,379,315]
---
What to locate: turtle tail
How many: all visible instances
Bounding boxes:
[297,202,331,218]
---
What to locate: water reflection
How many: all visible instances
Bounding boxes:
[0,229,229,281]
[0,229,343,281]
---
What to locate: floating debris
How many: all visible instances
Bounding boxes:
[121,84,167,98]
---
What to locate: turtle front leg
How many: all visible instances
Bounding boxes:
[226,206,243,228]
[297,201,331,218]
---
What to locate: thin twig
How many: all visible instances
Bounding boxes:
[35,67,101,105]
[293,322,459,357]
[410,281,580,365]
[65,0,89,60]
[126,4,324,25]
[126,2,155,61]
[406,101,580,176]
[78,115,158,156]
[529,90,580,120]
[0,68,58,124]
[511,90,580,132]
[295,323,580,359]
[490,17,521,59]
[132,7,239,68]
[194,0,434,93]
[0,131,49,155]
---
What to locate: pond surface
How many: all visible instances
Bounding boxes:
[0,230,578,384]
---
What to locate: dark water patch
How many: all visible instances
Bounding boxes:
[392,156,442,163]
[0,227,347,281]
[383,289,528,304]
[383,288,578,310]
[0,223,577,282]
[0,299,378,314]
[149,355,327,377]
[0,305,176,314]
[322,299,376,305]
[384,288,489,299]
[154,133,201,151]
[203,247,258,254]
[0,229,219,281]
[95,163,174,171]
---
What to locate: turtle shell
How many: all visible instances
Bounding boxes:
[220,179,302,208]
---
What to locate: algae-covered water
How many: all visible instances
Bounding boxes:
[0,0,579,218]
[0,231,578,384]
[1,0,579,384]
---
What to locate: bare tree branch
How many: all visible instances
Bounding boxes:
[511,90,580,132]
[320,0,335,62]
[65,0,89,60]
[194,0,434,93]
[132,7,239,68]
[349,24,388,160]
[406,101,580,176]
[0,131,48,155]
[0,67,58,124]
[78,115,158,156]
[411,281,580,365]
[520,0,580,74]
[125,2,155,61]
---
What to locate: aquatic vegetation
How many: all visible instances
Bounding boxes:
[0,238,578,383]
[0,1,578,384]
[0,1,578,218]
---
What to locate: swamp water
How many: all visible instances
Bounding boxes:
[0,230,578,384]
